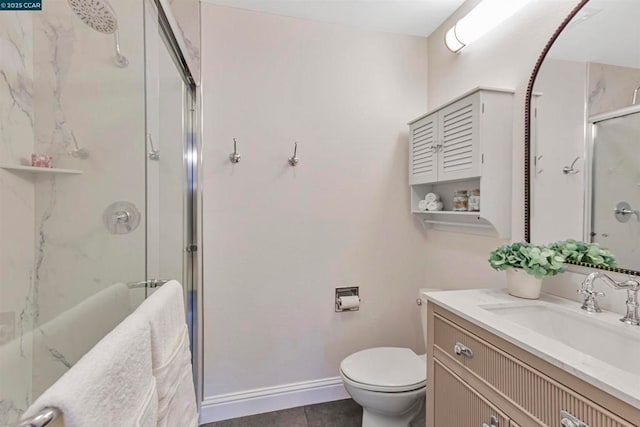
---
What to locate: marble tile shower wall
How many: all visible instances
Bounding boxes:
[168,0,201,83]
[0,13,37,424]
[0,1,147,424]
[588,62,640,116]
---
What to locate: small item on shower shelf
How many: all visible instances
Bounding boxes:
[31,154,53,168]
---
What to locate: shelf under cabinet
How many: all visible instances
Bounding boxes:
[0,164,83,175]
[411,209,494,235]
[411,210,480,216]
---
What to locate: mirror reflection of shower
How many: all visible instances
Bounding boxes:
[67,0,129,68]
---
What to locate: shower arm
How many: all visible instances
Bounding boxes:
[633,85,640,105]
[113,30,129,68]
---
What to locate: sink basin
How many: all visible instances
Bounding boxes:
[481,303,640,375]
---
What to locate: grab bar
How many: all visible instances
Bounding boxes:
[17,407,61,427]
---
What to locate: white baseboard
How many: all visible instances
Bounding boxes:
[199,376,350,424]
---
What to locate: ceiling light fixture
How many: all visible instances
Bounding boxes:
[445,0,533,53]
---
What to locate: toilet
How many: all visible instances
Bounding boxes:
[339,288,433,427]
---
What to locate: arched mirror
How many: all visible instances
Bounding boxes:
[525,0,640,275]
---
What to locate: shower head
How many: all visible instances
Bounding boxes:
[68,0,118,34]
[67,0,128,67]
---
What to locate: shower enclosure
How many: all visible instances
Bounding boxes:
[0,0,201,425]
[591,108,640,270]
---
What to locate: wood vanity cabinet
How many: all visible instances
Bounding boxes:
[426,302,640,427]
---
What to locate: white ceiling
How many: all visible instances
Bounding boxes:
[548,0,640,69]
[200,0,467,37]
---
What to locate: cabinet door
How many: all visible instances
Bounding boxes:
[438,93,481,181]
[410,113,438,184]
[434,360,509,427]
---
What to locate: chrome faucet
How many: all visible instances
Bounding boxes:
[579,272,640,326]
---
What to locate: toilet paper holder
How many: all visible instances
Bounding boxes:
[335,286,360,312]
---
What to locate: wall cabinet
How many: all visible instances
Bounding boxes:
[408,88,513,238]
[427,303,640,427]
[410,92,482,185]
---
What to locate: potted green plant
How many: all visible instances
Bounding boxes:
[488,242,565,299]
[548,239,617,268]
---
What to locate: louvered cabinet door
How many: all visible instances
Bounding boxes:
[410,113,438,184]
[434,359,509,427]
[438,93,481,181]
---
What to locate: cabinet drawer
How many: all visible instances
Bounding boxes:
[434,314,634,427]
[434,359,509,427]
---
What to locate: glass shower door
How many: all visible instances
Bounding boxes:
[1,0,149,423]
[144,0,197,335]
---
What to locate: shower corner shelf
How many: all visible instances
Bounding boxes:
[0,164,83,175]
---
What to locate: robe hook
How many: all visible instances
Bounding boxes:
[563,156,580,175]
[229,138,241,164]
[288,142,299,166]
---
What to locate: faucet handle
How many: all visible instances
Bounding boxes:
[577,287,604,313]
[578,288,605,297]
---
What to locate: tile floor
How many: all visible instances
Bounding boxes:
[203,398,426,427]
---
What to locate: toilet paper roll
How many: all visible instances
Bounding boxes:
[337,295,360,310]
[425,193,441,203]
[417,200,429,211]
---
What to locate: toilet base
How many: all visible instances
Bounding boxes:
[361,397,423,427]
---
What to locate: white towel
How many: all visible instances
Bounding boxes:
[22,313,157,427]
[425,193,440,203]
[417,200,428,211]
[135,280,198,427]
[426,201,444,211]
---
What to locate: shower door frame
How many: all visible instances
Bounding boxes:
[149,0,203,411]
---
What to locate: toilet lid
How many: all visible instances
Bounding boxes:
[340,347,426,390]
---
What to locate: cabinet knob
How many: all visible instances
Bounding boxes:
[454,342,474,358]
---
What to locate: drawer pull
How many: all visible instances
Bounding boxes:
[561,410,588,427]
[454,342,474,358]
[482,416,499,427]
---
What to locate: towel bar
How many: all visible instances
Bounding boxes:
[17,407,61,427]
[127,279,170,289]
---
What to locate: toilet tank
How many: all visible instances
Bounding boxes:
[419,288,440,347]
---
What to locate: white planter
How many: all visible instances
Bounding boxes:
[506,268,543,299]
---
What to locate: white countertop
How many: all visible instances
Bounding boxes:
[425,288,640,410]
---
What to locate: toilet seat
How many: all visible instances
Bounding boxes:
[340,347,426,393]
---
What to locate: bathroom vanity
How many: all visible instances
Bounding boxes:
[425,289,640,427]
